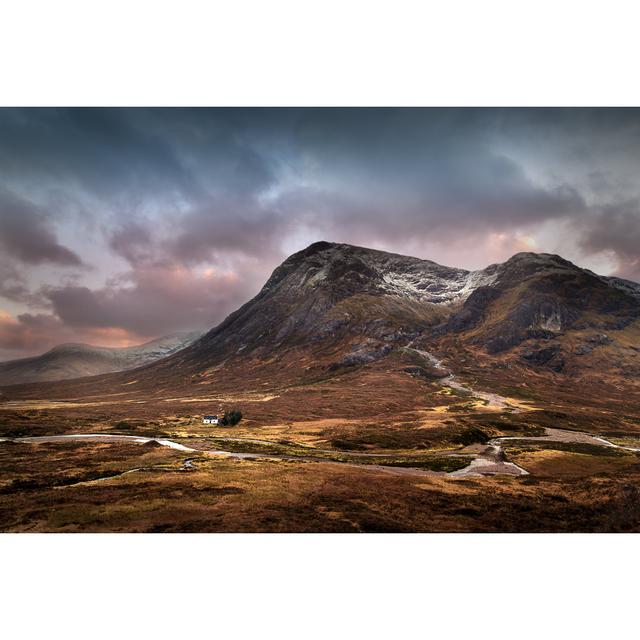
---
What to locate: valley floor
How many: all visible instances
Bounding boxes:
[3,437,640,532]
[2,355,640,532]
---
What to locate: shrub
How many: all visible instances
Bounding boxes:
[220,410,242,426]
[452,427,489,446]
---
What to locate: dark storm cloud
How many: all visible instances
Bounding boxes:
[578,200,640,280]
[0,259,46,307]
[150,107,596,273]
[1,108,640,357]
[0,108,201,204]
[277,108,638,276]
[0,259,30,303]
[286,108,589,232]
[0,311,63,353]
[166,201,288,266]
[0,107,603,265]
[108,221,155,266]
[44,261,260,338]
[0,189,83,266]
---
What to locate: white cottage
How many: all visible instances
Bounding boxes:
[202,415,219,425]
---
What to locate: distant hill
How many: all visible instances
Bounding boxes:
[0,331,203,386]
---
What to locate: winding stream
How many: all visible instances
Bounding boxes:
[0,432,492,478]
[0,431,529,478]
[3,425,636,480]
[490,427,640,453]
[410,347,514,410]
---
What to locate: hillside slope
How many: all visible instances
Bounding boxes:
[0,331,203,386]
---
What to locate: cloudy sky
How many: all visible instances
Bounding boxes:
[1,107,640,359]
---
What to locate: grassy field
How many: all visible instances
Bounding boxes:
[3,439,640,532]
[2,345,640,532]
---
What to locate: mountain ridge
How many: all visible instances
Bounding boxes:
[132,241,640,387]
[0,331,203,386]
[3,242,639,394]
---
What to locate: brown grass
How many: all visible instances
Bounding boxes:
[2,339,640,532]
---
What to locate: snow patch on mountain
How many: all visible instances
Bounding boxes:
[380,268,497,304]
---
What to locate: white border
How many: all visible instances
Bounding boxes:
[1,534,638,639]
[2,0,640,106]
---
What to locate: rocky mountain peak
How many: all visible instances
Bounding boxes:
[263,241,497,305]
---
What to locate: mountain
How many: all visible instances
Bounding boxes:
[134,241,640,387]
[6,242,639,397]
[0,331,203,386]
[443,251,640,365]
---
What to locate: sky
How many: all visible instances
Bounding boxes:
[1,107,640,360]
